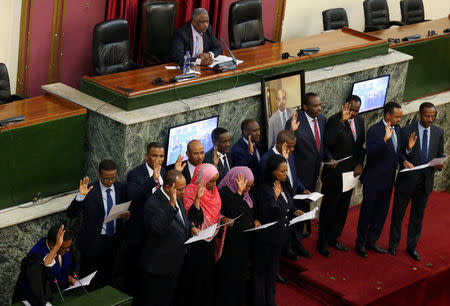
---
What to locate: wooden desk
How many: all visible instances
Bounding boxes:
[81,28,388,111]
[0,94,86,209]
[368,17,450,100]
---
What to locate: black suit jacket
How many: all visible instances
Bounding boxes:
[204,148,232,183]
[361,120,406,190]
[286,110,330,190]
[140,189,191,277]
[321,112,366,192]
[126,163,165,246]
[169,21,223,65]
[231,137,262,178]
[396,121,444,194]
[66,181,127,257]
[182,164,192,185]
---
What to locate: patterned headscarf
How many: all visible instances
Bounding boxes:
[217,166,254,208]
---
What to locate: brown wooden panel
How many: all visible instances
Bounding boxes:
[0,93,86,131]
[369,17,450,47]
[83,28,385,98]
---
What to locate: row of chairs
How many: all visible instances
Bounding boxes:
[323,0,427,32]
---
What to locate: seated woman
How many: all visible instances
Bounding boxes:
[215,166,260,306]
[253,155,303,306]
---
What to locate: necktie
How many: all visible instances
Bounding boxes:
[195,35,201,57]
[105,189,114,238]
[391,128,398,152]
[223,155,230,171]
[281,111,286,128]
[313,119,321,152]
[350,119,357,141]
[421,129,428,164]
[175,203,185,226]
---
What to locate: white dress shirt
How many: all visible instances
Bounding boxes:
[160,188,185,226]
[187,160,196,178]
[217,151,230,170]
[305,112,321,140]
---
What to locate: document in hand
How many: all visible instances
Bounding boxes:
[289,207,319,226]
[218,213,244,228]
[342,172,360,192]
[294,192,324,201]
[103,201,131,224]
[323,156,352,165]
[243,221,278,232]
[400,157,448,173]
[64,271,97,291]
[184,223,219,244]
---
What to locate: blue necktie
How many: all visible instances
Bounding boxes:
[421,129,428,164]
[195,35,201,57]
[106,188,114,237]
[391,128,398,152]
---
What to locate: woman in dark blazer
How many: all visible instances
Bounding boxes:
[253,154,303,306]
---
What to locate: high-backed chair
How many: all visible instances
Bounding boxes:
[0,63,26,104]
[92,19,138,75]
[142,1,177,66]
[400,0,427,25]
[363,0,405,32]
[322,8,349,31]
[228,0,274,50]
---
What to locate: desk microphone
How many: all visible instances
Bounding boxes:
[213,38,237,72]
[72,273,89,294]
[297,47,320,57]
[402,34,421,42]
[281,52,295,59]
[0,115,25,127]
[54,278,65,303]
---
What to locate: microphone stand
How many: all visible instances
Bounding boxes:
[54,278,65,303]
[72,273,89,294]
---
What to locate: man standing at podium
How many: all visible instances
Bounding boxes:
[170,8,222,66]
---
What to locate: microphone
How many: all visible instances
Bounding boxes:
[72,273,88,294]
[297,47,320,57]
[213,38,237,72]
[402,34,421,42]
[281,52,295,59]
[54,278,65,303]
[0,115,25,127]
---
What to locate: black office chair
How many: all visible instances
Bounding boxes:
[92,19,139,75]
[0,63,26,104]
[322,8,349,31]
[363,0,405,32]
[400,0,427,25]
[142,1,177,66]
[228,0,275,50]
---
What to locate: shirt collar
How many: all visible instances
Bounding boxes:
[217,151,225,159]
[187,160,196,177]
[305,112,316,122]
[418,121,430,133]
[272,146,280,155]
[100,180,114,193]
[191,24,202,38]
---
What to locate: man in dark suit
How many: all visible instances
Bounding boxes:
[139,170,200,306]
[182,139,205,184]
[318,95,366,257]
[231,119,263,179]
[286,92,333,236]
[356,102,414,258]
[388,102,445,261]
[169,8,222,66]
[204,127,232,184]
[67,159,128,288]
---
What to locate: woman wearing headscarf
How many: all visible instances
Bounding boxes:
[181,163,230,306]
[253,154,304,306]
[215,166,261,306]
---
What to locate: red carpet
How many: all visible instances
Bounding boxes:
[277,191,450,306]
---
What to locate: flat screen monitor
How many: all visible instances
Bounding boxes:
[166,116,218,166]
[351,75,390,113]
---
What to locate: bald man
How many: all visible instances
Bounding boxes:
[267,89,295,148]
[182,140,205,184]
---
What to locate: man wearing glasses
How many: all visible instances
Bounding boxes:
[67,159,129,289]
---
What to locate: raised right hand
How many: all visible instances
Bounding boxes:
[290,112,300,132]
[273,181,281,199]
[281,142,289,160]
[341,102,351,123]
[384,121,393,143]
[248,135,254,154]
[153,164,161,181]
[174,154,187,172]
[235,173,248,195]
[168,183,177,207]
[55,225,65,249]
[196,180,205,200]
[79,176,93,196]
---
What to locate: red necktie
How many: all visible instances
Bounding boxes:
[350,120,356,141]
[313,119,321,152]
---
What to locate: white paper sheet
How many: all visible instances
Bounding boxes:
[208,55,244,68]
[184,223,218,244]
[103,201,131,224]
[323,156,352,165]
[243,221,278,232]
[342,172,360,192]
[294,192,324,201]
[64,271,97,291]
[400,163,429,172]
[429,156,448,167]
[289,207,319,226]
[218,213,244,228]
[164,66,178,70]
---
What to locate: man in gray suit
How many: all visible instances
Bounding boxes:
[268,89,295,147]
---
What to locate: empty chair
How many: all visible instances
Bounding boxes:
[363,0,405,32]
[322,8,349,31]
[0,63,26,104]
[400,0,427,25]
[142,1,177,66]
[92,19,138,75]
[228,0,274,50]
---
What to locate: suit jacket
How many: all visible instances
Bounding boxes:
[126,163,165,246]
[321,112,366,192]
[204,148,232,184]
[67,181,127,257]
[182,164,192,185]
[231,137,262,178]
[140,189,191,277]
[169,21,223,65]
[396,121,444,194]
[361,120,406,190]
[268,108,295,148]
[260,148,306,194]
[285,110,330,190]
